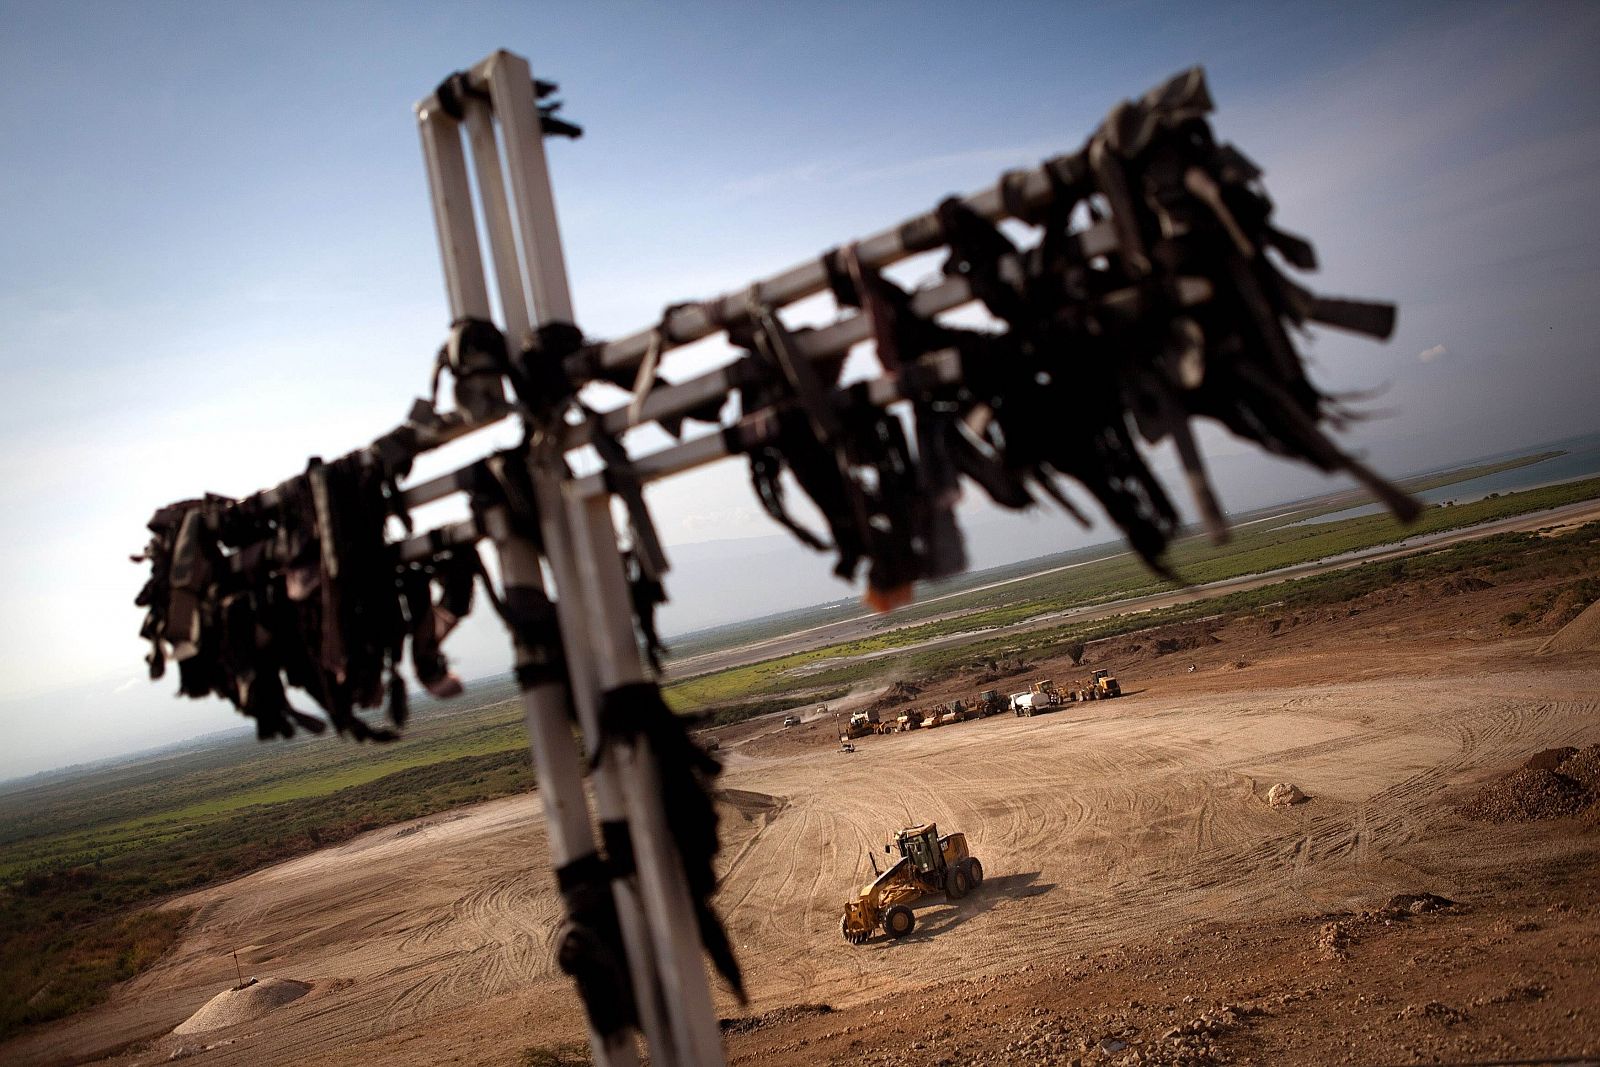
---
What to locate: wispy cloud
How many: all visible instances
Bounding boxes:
[718,139,1065,201]
[1418,344,1447,364]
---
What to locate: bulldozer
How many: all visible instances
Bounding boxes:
[1089,668,1121,698]
[840,822,984,943]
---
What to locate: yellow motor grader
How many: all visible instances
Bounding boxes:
[840,822,984,943]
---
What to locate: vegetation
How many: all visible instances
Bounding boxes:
[1,456,1592,1041]
[0,691,534,1039]
[664,479,1600,718]
[519,1044,592,1067]
[663,448,1571,664]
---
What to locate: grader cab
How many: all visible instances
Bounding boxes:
[840,822,985,943]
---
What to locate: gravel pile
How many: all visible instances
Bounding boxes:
[1457,768,1587,823]
[1556,744,1600,790]
[173,978,311,1035]
[1538,597,1600,654]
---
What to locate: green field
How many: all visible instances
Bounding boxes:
[662,448,1570,664]
[663,476,1600,712]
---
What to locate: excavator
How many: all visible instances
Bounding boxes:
[840,822,984,943]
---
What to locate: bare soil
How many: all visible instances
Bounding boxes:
[6,563,1600,1067]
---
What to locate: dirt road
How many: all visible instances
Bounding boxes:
[10,561,1600,1067]
[669,499,1600,682]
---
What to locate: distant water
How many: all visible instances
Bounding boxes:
[1294,432,1600,526]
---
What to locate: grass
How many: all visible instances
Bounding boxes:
[662,447,1572,664]
[0,688,536,1040]
[664,479,1600,717]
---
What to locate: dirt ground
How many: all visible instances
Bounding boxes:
[7,568,1600,1066]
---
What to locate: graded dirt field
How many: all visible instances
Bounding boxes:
[7,576,1600,1066]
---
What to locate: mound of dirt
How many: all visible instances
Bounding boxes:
[868,681,923,713]
[1435,575,1494,597]
[1153,629,1221,656]
[1382,892,1456,916]
[1523,747,1578,771]
[173,978,311,1034]
[721,1003,832,1035]
[1457,768,1587,823]
[1538,597,1600,654]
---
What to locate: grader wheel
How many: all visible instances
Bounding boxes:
[967,858,985,887]
[946,865,972,900]
[883,905,916,938]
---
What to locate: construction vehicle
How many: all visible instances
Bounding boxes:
[840,822,984,943]
[1031,679,1066,705]
[1012,691,1055,716]
[895,709,924,732]
[1013,681,1065,716]
[843,709,879,739]
[1089,668,1121,698]
[978,689,1008,716]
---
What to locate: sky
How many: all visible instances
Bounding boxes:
[0,0,1597,779]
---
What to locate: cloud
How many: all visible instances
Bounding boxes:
[1418,343,1447,364]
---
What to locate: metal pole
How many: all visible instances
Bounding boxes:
[461,68,679,1056]
[528,458,679,1066]
[416,90,639,1067]
[477,52,728,1067]
[565,488,727,1067]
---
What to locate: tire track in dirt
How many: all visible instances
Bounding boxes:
[19,661,1599,1067]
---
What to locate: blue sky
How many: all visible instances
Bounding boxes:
[1,1,1597,777]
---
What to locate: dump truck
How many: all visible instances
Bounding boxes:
[840,822,984,943]
[1090,668,1121,698]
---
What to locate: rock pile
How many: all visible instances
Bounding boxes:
[1457,746,1600,822]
